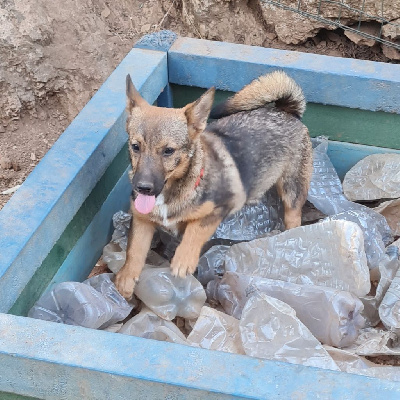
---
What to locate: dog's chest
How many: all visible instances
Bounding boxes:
[153,194,176,230]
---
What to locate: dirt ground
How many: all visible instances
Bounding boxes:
[0,0,398,210]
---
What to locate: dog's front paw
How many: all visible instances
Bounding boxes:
[171,249,199,279]
[115,268,139,300]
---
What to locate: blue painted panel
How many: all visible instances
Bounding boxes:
[0,49,168,312]
[0,314,399,400]
[328,141,400,180]
[45,168,131,291]
[157,84,174,108]
[168,37,400,113]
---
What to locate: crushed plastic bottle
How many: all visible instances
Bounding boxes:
[134,266,206,320]
[343,154,400,201]
[187,306,245,354]
[28,273,134,329]
[119,307,189,345]
[103,323,124,333]
[103,244,168,274]
[346,327,400,357]
[208,271,365,347]
[103,210,164,273]
[339,364,400,382]
[102,242,126,274]
[307,137,392,269]
[393,238,400,251]
[196,245,231,285]
[324,345,372,370]
[239,292,339,370]
[212,188,284,241]
[324,345,400,382]
[361,245,400,326]
[224,219,370,297]
[324,210,391,270]
[379,247,400,334]
[110,211,132,251]
[375,199,400,236]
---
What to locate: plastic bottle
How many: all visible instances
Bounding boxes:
[134,266,206,320]
[119,307,188,345]
[187,306,245,354]
[224,219,370,297]
[207,271,365,347]
[307,137,392,269]
[239,292,339,370]
[28,273,134,329]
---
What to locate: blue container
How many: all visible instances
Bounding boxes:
[0,32,400,399]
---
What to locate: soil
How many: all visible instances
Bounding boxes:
[0,0,398,209]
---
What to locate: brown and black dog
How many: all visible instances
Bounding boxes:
[115,70,313,299]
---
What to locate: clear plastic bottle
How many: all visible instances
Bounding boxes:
[361,245,400,326]
[378,246,400,333]
[196,245,231,285]
[134,266,206,320]
[119,307,189,345]
[208,271,365,348]
[239,292,339,370]
[212,188,284,241]
[343,154,400,201]
[28,273,134,329]
[224,219,370,297]
[187,306,245,354]
[307,137,392,269]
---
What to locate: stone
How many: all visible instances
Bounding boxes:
[0,157,12,170]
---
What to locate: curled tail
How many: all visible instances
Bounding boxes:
[209,70,306,119]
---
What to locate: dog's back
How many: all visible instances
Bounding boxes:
[204,70,311,207]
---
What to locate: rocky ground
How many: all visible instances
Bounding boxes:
[0,0,399,209]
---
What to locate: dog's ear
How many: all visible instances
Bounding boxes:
[126,74,148,112]
[184,87,215,139]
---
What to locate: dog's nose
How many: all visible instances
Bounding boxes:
[136,182,154,195]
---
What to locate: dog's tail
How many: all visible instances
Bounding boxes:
[209,70,306,119]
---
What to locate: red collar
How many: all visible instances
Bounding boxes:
[194,168,204,188]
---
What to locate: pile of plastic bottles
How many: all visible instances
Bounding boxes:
[29,137,400,380]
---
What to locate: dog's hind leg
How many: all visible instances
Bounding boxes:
[277,134,313,230]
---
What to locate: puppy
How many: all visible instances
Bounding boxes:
[115,70,312,299]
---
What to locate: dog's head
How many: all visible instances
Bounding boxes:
[125,74,215,213]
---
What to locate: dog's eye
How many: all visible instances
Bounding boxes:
[132,143,140,152]
[163,147,175,156]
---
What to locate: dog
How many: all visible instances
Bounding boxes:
[115,70,313,299]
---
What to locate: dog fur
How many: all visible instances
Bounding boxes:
[115,70,313,299]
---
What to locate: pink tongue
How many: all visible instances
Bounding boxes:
[134,194,156,214]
